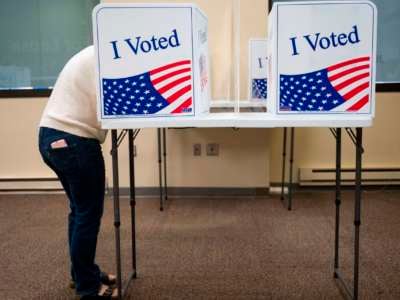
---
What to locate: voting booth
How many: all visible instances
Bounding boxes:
[99,3,378,299]
[92,3,210,126]
[248,39,268,103]
[267,0,377,117]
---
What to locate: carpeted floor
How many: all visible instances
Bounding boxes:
[0,189,399,299]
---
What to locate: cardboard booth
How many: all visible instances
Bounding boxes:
[248,39,268,103]
[92,3,210,125]
[267,1,377,117]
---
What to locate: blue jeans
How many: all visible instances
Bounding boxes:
[38,127,105,296]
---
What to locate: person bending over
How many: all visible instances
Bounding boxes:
[38,46,116,299]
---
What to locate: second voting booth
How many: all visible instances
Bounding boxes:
[267,1,377,117]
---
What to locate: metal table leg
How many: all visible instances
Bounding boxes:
[111,130,123,300]
[288,128,295,211]
[333,128,342,277]
[280,127,294,211]
[353,127,363,299]
[128,130,137,278]
[281,128,287,201]
[157,129,164,211]
[334,127,364,300]
[111,129,139,299]
[162,128,168,203]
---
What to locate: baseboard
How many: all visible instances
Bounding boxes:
[299,167,400,186]
[0,177,63,192]
[107,187,270,197]
[0,178,269,196]
[269,182,400,191]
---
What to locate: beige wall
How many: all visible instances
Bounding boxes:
[268,92,400,183]
[0,99,269,188]
[0,98,49,178]
[1,0,399,189]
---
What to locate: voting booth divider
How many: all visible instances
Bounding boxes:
[248,39,268,103]
[93,3,210,126]
[92,2,377,300]
[267,0,377,118]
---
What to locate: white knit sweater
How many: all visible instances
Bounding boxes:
[39,46,107,143]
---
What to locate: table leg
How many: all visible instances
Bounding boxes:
[157,129,164,211]
[128,130,137,278]
[281,128,287,201]
[334,128,342,277]
[111,130,123,300]
[288,128,295,211]
[353,128,363,299]
[162,128,168,202]
[333,127,363,300]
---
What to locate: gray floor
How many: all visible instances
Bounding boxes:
[0,189,399,299]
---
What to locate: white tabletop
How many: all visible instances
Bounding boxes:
[101,112,372,129]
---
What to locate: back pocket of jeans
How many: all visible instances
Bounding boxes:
[47,143,78,174]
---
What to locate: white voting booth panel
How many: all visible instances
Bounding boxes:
[249,39,268,103]
[92,3,210,127]
[267,1,377,117]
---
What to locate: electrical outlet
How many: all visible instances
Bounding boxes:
[206,143,219,156]
[193,144,201,156]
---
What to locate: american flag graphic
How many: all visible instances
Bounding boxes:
[279,56,371,112]
[102,60,193,116]
[252,78,267,99]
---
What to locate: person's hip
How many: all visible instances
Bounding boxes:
[38,127,103,174]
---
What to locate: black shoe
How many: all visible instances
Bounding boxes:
[80,284,118,299]
[70,272,117,289]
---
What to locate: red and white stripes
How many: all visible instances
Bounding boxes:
[328,56,370,112]
[150,60,193,114]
